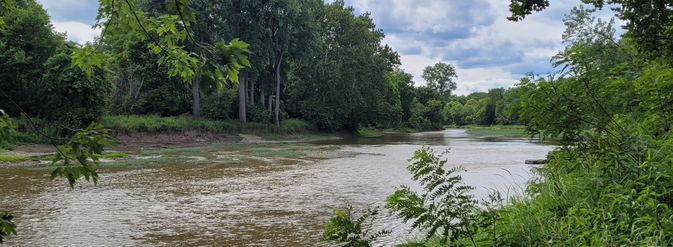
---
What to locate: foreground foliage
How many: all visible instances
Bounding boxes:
[386,147,478,246]
[0,211,15,244]
[0,110,15,243]
[49,122,115,188]
[325,5,673,246]
[321,203,391,247]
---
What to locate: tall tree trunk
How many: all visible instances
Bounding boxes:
[268,95,272,112]
[250,79,255,105]
[238,75,247,122]
[275,52,284,126]
[260,86,265,108]
[127,68,133,98]
[192,76,200,119]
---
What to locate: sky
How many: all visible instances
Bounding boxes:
[36,0,623,96]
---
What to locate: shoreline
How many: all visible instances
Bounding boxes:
[0,132,344,168]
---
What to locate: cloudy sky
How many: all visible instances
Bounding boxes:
[36,0,622,95]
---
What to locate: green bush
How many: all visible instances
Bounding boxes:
[321,203,390,247]
[357,126,381,137]
[12,116,69,145]
[38,45,112,131]
[201,88,237,120]
[247,104,273,124]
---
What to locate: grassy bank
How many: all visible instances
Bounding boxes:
[452,124,526,130]
[356,126,383,137]
[3,115,321,148]
[451,124,526,137]
[100,115,315,134]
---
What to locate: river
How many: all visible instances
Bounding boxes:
[0,129,554,246]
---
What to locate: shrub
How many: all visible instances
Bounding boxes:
[201,88,237,121]
[321,203,390,247]
[386,146,479,246]
[38,45,112,131]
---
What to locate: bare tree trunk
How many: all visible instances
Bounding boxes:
[268,95,272,112]
[260,86,265,108]
[238,75,247,122]
[127,68,133,98]
[250,79,255,105]
[275,52,284,126]
[192,76,200,119]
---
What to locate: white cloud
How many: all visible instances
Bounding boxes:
[398,55,521,96]
[52,22,100,44]
[36,0,98,24]
[455,67,520,95]
[398,54,436,86]
[344,0,607,95]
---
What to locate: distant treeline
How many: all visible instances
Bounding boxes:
[0,0,521,138]
[408,86,525,130]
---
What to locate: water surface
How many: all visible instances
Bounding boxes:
[0,129,554,246]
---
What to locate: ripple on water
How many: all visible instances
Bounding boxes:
[0,129,554,246]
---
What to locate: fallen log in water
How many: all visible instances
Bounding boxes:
[525,159,546,164]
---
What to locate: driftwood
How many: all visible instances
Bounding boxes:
[525,159,547,164]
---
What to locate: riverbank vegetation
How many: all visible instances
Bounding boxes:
[323,3,673,247]
[0,0,528,151]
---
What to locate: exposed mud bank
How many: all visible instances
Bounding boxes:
[111,130,241,149]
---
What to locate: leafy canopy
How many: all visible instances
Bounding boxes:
[421,62,457,98]
[72,0,250,92]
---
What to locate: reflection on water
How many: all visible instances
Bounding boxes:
[0,129,554,246]
[311,129,545,146]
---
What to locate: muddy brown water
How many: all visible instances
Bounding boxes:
[0,129,554,246]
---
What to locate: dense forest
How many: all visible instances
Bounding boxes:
[0,0,523,144]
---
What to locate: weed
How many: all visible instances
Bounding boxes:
[94,152,128,158]
[321,202,391,247]
[0,155,30,162]
[357,126,382,137]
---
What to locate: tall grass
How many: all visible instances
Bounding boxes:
[357,126,382,137]
[11,116,70,145]
[100,115,315,134]
[453,124,526,130]
[4,115,316,147]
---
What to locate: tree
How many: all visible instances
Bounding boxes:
[134,0,249,119]
[73,0,251,120]
[39,44,113,130]
[475,88,504,125]
[495,87,522,125]
[288,0,400,131]
[507,0,549,21]
[518,5,636,148]
[0,0,12,30]
[385,68,415,126]
[498,6,673,245]
[421,62,457,99]
[508,0,673,61]
[0,0,63,116]
[445,101,466,126]
[264,0,316,126]
[387,68,416,124]
[102,32,192,116]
